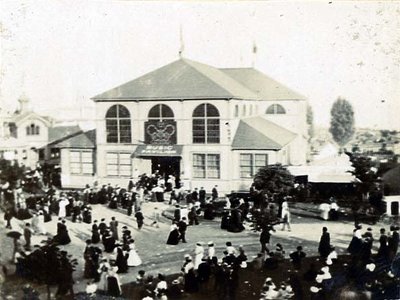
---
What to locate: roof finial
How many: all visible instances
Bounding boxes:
[179,24,185,58]
[251,40,257,68]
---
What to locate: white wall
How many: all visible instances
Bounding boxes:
[93,97,308,193]
[60,148,96,188]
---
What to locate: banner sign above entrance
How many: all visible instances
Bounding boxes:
[133,145,183,157]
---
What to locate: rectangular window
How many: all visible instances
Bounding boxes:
[119,119,132,143]
[106,152,131,177]
[240,153,268,178]
[70,150,94,175]
[192,119,206,144]
[106,119,118,143]
[207,119,220,143]
[193,153,220,179]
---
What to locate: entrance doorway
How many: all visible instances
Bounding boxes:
[391,201,399,216]
[151,156,181,186]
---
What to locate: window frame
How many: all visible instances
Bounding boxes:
[192,153,221,179]
[148,104,174,121]
[239,153,268,178]
[105,104,132,144]
[26,123,40,136]
[266,104,286,115]
[192,103,220,144]
[105,151,132,177]
[70,150,94,175]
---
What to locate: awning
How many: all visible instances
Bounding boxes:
[133,145,183,157]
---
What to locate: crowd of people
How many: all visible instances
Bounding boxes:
[1,168,400,299]
[256,223,400,299]
[132,240,248,300]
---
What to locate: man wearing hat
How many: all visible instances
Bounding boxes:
[377,228,389,258]
[289,246,306,270]
[361,227,374,262]
[174,205,181,222]
[318,227,331,259]
[177,217,188,243]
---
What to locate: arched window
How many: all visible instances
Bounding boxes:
[26,123,40,136]
[105,104,131,143]
[234,104,239,117]
[192,103,220,144]
[148,104,174,120]
[266,104,286,114]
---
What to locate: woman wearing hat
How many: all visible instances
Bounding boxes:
[194,242,205,269]
[127,239,142,267]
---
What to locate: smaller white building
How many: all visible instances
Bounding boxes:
[0,96,53,168]
[383,195,400,216]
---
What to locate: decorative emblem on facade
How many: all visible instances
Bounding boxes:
[145,120,176,145]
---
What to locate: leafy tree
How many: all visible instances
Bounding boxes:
[17,239,77,299]
[0,158,25,188]
[329,98,355,149]
[250,164,295,230]
[348,153,379,201]
[253,164,295,197]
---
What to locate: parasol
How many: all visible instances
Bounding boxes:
[6,231,22,239]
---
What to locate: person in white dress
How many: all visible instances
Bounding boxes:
[36,211,46,235]
[207,241,216,260]
[58,194,69,218]
[127,240,142,267]
[31,213,40,233]
[194,242,205,269]
[97,259,110,292]
[319,203,330,221]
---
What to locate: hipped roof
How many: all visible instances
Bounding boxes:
[48,126,82,144]
[232,116,296,150]
[92,58,304,101]
[221,68,306,100]
[51,129,96,149]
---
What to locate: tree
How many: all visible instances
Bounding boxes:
[329,98,355,150]
[0,158,25,188]
[17,239,77,299]
[253,164,295,197]
[306,103,314,141]
[250,164,295,230]
[348,153,379,201]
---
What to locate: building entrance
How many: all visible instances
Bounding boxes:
[151,156,181,187]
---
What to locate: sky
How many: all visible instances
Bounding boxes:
[1,0,399,130]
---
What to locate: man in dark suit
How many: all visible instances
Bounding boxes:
[23,223,32,250]
[174,205,181,222]
[177,217,188,243]
[199,187,206,205]
[289,246,306,270]
[260,225,275,254]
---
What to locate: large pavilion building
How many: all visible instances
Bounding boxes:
[91,58,308,193]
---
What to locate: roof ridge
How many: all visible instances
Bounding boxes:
[183,59,259,99]
[182,59,237,98]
